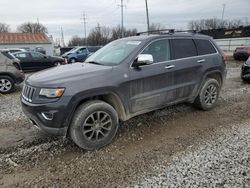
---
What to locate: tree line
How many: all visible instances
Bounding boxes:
[0,18,248,46]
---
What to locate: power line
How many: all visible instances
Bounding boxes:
[81,12,88,46]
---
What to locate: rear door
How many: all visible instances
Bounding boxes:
[169,38,203,99]
[14,52,32,71]
[128,39,177,113]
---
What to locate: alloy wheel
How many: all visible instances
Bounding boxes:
[0,79,12,92]
[82,111,112,141]
[204,84,218,105]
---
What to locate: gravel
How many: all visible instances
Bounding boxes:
[136,121,250,188]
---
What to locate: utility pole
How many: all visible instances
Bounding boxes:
[118,0,125,38]
[61,27,65,47]
[145,0,150,33]
[81,12,88,46]
[221,4,226,21]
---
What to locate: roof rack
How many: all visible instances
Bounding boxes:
[136,29,198,36]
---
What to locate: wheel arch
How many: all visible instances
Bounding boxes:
[65,91,127,137]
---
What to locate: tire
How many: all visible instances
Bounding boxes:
[0,76,15,94]
[193,78,220,111]
[69,58,76,63]
[54,61,60,66]
[70,100,119,150]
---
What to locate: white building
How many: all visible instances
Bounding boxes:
[0,33,54,56]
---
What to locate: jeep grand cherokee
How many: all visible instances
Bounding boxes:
[21,32,226,150]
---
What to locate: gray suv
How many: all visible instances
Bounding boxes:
[21,32,226,150]
[0,50,25,93]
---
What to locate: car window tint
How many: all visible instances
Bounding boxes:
[31,52,43,58]
[171,39,197,59]
[141,39,170,63]
[194,39,217,55]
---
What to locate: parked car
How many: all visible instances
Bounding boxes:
[62,46,102,63]
[21,32,226,150]
[0,50,25,94]
[233,46,250,61]
[13,51,65,72]
[35,47,46,55]
[241,57,250,81]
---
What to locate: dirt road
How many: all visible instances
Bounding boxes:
[0,61,249,187]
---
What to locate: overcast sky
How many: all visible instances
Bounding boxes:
[0,0,249,43]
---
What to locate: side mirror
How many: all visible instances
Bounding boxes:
[133,54,153,67]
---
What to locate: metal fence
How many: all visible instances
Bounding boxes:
[215,37,250,54]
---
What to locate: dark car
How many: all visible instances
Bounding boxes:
[0,50,25,93]
[233,46,250,61]
[241,57,250,81]
[13,51,65,72]
[62,46,102,63]
[21,32,226,150]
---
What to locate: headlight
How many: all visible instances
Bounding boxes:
[39,88,65,98]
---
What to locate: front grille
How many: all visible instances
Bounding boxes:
[22,84,36,102]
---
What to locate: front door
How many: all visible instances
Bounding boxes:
[128,39,176,113]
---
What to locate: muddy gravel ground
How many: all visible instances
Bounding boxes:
[0,60,249,187]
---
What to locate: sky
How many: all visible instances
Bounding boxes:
[0,0,249,44]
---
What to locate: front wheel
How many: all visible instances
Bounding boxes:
[70,100,119,150]
[0,76,15,94]
[193,78,220,111]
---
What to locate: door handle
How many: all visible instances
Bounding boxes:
[165,65,175,69]
[197,59,206,63]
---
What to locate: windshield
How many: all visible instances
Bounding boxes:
[85,40,142,66]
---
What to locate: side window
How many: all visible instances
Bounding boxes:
[16,53,27,58]
[141,39,170,63]
[194,39,217,55]
[31,52,44,58]
[78,48,87,54]
[171,39,197,59]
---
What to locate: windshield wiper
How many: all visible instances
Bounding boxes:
[86,61,103,65]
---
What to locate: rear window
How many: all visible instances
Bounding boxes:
[171,39,197,59]
[1,51,15,59]
[194,39,217,55]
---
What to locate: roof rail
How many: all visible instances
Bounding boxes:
[136,29,198,36]
[136,29,175,36]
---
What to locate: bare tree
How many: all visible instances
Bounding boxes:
[17,22,48,34]
[111,25,137,40]
[87,24,112,46]
[0,23,10,33]
[68,35,86,46]
[188,18,246,31]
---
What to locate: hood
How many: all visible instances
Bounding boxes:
[26,63,113,87]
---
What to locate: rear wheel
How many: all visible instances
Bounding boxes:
[0,76,15,94]
[69,58,76,63]
[70,100,119,150]
[193,78,220,111]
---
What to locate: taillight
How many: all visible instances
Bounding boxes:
[13,63,21,70]
[223,54,227,62]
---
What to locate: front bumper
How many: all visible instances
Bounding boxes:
[21,98,70,136]
[241,64,250,80]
